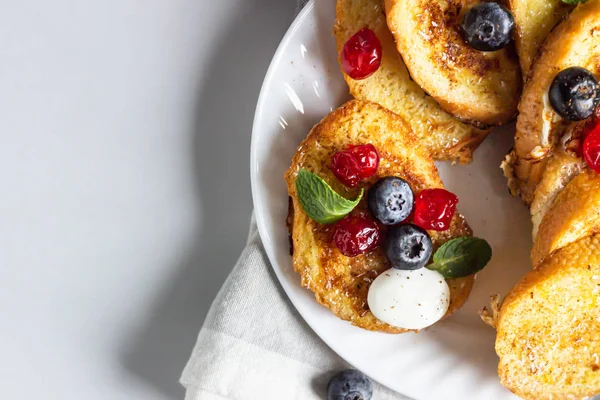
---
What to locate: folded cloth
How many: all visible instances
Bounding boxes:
[180,214,410,400]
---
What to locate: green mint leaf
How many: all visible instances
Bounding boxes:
[295,169,363,224]
[562,0,586,4]
[427,236,492,279]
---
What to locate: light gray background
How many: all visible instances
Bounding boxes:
[0,1,295,399]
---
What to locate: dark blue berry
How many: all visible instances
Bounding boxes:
[549,67,600,121]
[368,177,414,225]
[327,369,373,400]
[384,224,432,270]
[462,2,514,52]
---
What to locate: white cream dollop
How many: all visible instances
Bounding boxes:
[367,268,450,330]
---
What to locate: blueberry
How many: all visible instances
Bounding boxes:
[384,224,432,270]
[549,67,600,121]
[368,177,414,225]
[462,2,514,52]
[327,369,373,400]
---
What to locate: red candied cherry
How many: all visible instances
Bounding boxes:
[330,152,361,187]
[333,215,380,257]
[583,121,600,174]
[348,144,379,176]
[413,189,459,231]
[341,28,382,80]
[330,144,380,187]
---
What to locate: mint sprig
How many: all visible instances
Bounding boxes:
[427,237,492,279]
[295,169,363,224]
[561,0,586,4]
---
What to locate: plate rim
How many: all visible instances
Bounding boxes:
[248,0,368,372]
[248,2,420,397]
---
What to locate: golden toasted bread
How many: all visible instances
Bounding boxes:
[508,0,573,77]
[530,150,584,239]
[333,0,489,164]
[383,0,521,126]
[285,100,474,333]
[508,0,600,203]
[531,168,600,267]
[496,234,600,400]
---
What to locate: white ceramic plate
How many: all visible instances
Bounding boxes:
[250,1,531,399]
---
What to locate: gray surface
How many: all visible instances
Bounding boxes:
[0,1,295,399]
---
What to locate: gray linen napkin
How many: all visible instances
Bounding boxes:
[180,1,410,398]
[180,215,410,400]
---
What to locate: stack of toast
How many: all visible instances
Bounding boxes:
[333,0,521,163]
[285,0,600,398]
[497,1,600,398]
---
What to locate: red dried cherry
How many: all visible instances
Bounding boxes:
[333,215,380,257]
[331,152,361,187]
[331,144,379,187]
[583,121,600,174]
[413,189,458,231]
[348,145,379,177]
[341,28,382,80]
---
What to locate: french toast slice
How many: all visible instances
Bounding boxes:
[529,151,584,239]
[507,0,600,203]
[508,0,573,77]
[285,100,475,333]
[496,234,600,400]
[531,168,600,267]
[384,0,522,126]
[333,0,489,164]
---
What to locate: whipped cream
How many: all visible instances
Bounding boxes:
[367,268,450,330]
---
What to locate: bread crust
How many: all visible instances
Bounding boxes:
[285,100,474,333]
[530,151,584,239]
[531,169,600,267]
